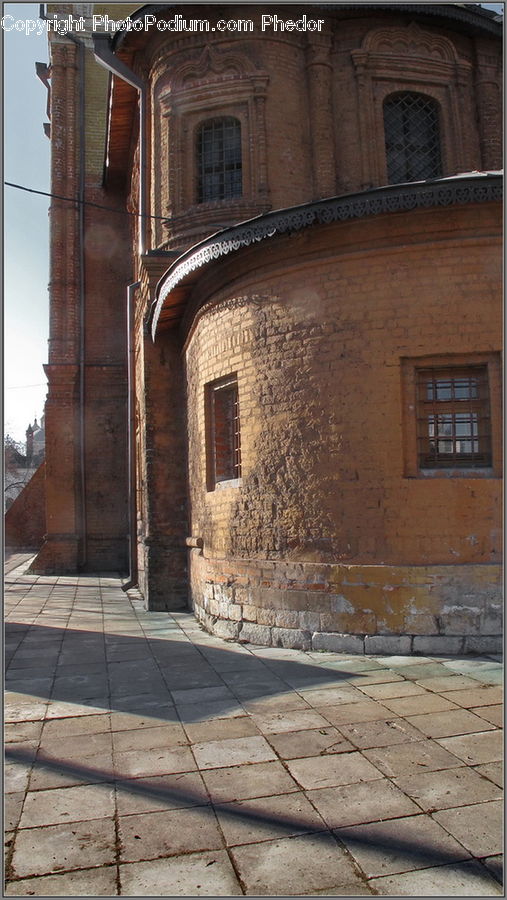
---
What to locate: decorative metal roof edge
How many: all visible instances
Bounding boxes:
[151,173,503,339]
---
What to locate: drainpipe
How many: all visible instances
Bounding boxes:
[92,34,147,589]
[122,281,141,592]
[40,4,88,568]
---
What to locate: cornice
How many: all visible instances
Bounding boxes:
[150,173,502,339]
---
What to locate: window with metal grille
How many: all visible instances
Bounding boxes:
[416,366,492,469]
[384,92,442,184]
[197,118,242,203]
[206,376,241,488]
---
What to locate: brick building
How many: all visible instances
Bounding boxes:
[31,3,502,653]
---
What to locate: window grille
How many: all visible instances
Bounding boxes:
[197,118,242,203]
[416,366,491,469]
[384,92,442,184]
[207,376,241,487]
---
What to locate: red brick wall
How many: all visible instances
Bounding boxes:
[5,463,46,551]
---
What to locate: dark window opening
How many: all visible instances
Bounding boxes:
[197,117,242,203]
[207,376,241,487]
[384,92,442,184]
[416,366,492,469]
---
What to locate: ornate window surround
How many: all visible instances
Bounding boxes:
[351,23,473,189]
[154,45,270,246]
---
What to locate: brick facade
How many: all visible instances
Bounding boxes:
[33,4,501,652]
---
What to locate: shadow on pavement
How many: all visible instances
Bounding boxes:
[5,621,357,724]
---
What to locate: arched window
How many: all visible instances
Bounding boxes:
[197,117,242,203]
[383,93,442,184]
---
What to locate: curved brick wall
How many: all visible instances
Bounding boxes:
[184,202,502,653]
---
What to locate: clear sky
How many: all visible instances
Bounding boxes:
[4,2,50,443]
[2,1,504,445]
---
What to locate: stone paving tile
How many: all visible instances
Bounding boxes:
[28,752,115,790]
[362,738,466,777]
[113,745,196,778]
[230,832,368,896]
[170,685,237,705]
[5,793,25,832]
[470,704,503,727]
[389,662,453,680]
[394,766,502,812]
[118,806,223,862]
[4,695,49,723]
[405,709,496,738]
[183,715,260,745]
[337,718,425,749]
[285,752,382,790]
[118,851,243,896]
[335,813,471,878]
[5,866,119,896]
[356,680,427,700]
[45,699,110,719]
[317,699,391,726]
[379,693,459,716]
[38,730,113,759]
[265,726,354,760]
[440,685,503,708]
[482,854,503,883]
[41,713,111,738]
[416,674,498,693]
[436,730,503,765]
[344,669,405,686]
[112,723,187,752]
[240,691,312,715]
[115,771,209,816]
[306,778,420,828]
[215,791,326,846]
[369,860,503,895]
[251,705,337,734]
[19,783,116,828]
[473,762,503,788]
[176,699,247,722]
[10,817,117,878]
[296,684,367,706]
[201,760,299,803]
[433,800,503,858]
[192,735,277,769]
[5,758,33,794]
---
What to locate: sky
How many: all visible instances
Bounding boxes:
[2,1,504,445]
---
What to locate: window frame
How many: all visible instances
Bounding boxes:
[401,354,502,478]
[196,116,243,204]
[205,375,242,491]
[383,91,443,185]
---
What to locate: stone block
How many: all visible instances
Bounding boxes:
[211,618,240,641]
[256,608,277,627]
[242,604,258,622]
[412,635,465,655]
[239,622,272,647]
[297,611,321,631]
[364,635,412,655]
[271,627,312,650]
[464,635,503,655]
[311,632,364,654]
[274,610,299,629]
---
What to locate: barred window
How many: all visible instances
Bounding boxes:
[384,92,442,184]
[416,366,492,469]
[206,376,241,489]
[197,117,242,203]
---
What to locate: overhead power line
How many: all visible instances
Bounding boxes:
[4,181,169,221]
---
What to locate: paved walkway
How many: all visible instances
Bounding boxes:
[4,563,503,896]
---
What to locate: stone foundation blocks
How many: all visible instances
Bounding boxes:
[311,632,364,654]
[364,635,412,655]
[271,628,312,650]
[412,635,465,655]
